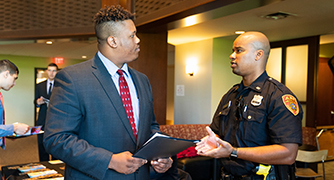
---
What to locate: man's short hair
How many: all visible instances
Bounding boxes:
[48,63,59,70]
[93,5,135,44]
[0,59,19,75]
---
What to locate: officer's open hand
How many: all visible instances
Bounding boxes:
[195,126,218,154]
[195,126,234,158]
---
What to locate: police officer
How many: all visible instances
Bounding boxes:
[195,31,302,179]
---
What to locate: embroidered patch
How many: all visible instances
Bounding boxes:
[282,94,299,116]
[251,95,263,106]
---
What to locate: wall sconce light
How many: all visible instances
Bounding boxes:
[46,40,53,45]
[186,64,195,76]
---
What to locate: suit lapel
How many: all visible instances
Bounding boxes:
[42,81,50,99]
[90,54,137,143]
[128,68,148,147]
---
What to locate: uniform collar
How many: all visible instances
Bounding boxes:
[235,71,269,94]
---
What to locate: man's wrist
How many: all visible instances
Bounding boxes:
[230,147,238,158]
[108,155,115,169]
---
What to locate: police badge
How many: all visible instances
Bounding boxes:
[251,95,263,106]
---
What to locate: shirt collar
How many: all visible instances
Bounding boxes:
[47,79,54,84]
[235,71,269,93]
[248,71,269,92]
[97,51,130,77]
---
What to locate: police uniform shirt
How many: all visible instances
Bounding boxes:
[210,71,303,176]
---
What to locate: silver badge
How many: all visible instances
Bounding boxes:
[251,95,263,106]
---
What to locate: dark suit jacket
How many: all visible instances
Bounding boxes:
[43,54,160,180]
[34,80,50,129]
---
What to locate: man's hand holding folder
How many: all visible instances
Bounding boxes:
[133,132,197,174]
[108,132,197,175]
[108,151,147,175]
[151,157,173,173]
[133,132,198,161]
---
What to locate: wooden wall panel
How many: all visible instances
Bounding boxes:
[128,32,168,125]
[317,57,334,126]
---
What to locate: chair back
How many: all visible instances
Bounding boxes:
[296,149,328,163]
[159,124,209,140]
[302,127,317,147]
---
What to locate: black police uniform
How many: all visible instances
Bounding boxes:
[210,71,303,177]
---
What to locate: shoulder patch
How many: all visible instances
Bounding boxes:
[282,94,299,116]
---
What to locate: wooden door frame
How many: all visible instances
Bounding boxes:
[270,36,320,127]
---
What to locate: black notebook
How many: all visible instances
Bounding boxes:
[133,132,199,160]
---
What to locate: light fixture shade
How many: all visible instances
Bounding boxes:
[186,64,195,76]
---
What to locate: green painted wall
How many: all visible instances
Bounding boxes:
[211,37,241,119]
[173,37,242,124]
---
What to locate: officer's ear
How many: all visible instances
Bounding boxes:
[255,50,264,61]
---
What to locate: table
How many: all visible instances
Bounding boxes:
[1,161,65,180]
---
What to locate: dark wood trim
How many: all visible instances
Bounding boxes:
[271,36,320,128]
[136,0,242,33]
[0,27,95,41]
[135,0,215,27]
[281,47,287,85]
[128,32,168,125]
[307,36,320,127]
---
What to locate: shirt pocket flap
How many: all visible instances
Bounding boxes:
[244,108,265,123]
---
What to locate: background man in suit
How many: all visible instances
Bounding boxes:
[0,59,29,149]
[43,5,173,180]
[34,63,58,161]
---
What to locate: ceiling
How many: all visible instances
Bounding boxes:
[168,0,334,45]
[0,38,98,60]
[0,0,334,60]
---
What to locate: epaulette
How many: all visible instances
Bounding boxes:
[267,77,284,92]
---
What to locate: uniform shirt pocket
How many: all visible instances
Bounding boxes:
[243,108,269,145]
[213,104,231,135]
[219,106,231,116]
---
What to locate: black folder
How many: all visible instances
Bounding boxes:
[133,133,199,160]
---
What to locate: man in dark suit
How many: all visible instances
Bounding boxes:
[43,5,173,180]
[34,63,58,161]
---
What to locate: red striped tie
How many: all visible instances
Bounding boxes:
[117,69,137,140]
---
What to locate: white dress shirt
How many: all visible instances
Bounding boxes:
[98,51,139,131]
